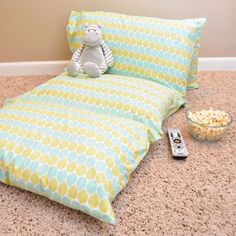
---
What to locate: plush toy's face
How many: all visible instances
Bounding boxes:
[82,24,102,47]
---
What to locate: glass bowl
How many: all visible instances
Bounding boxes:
[185,107,233,142]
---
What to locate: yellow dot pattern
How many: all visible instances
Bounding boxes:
[0,73,185,224]
[67,11,205,93]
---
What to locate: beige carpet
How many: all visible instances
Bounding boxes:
[0,72,235,236]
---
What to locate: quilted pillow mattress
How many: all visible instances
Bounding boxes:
[0,74,185,224]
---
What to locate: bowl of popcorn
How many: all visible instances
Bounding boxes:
[185,107,232,142]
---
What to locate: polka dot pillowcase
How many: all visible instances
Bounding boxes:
[0,73,185,224]
[67,11,206,95]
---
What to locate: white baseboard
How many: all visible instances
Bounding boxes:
[0,58,235,76]
[198,57,236,71]
[0,61,68,76]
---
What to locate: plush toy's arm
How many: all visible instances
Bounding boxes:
[71,45,85,62]
[100,41,114,67]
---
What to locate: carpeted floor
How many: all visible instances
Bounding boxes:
[0,72,235,236]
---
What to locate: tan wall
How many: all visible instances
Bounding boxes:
[1,0,236,62]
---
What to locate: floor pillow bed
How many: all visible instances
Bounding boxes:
[67,11,206,93]
[0,73,185,224]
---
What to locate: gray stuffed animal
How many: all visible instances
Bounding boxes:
[67,24,114,78]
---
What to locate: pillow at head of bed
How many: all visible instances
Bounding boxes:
[67,11,206,95]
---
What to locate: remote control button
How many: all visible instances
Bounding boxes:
[174,138,181,144]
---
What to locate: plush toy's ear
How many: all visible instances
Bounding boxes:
[98,24,102,29]
[84,23,89,28]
